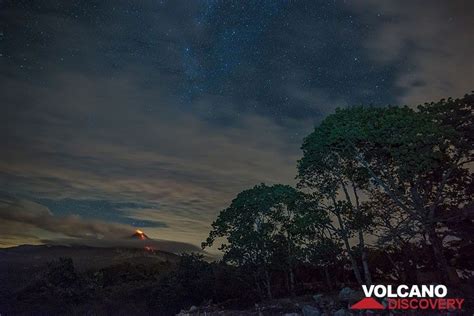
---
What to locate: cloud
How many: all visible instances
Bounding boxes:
[349,0,474,105]
[0,195,202,253]
[0,196,133,241]
[0,68,312,247]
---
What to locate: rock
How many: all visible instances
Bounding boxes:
[313,294,323,304]
[334,308,347,316]
[302,304,321,316]
[339,287,358,302]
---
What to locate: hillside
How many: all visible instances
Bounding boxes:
[0,244,179,314]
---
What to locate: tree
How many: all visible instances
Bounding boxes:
[304,232,343,290]
[299,93,473,284]
[202,183,328,298]
[297,111,375,285]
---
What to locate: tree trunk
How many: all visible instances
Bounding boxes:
[324,266,333,291]
[402,246,418,283]
[385,252,403,282]
[289,268,296,297]
[336,213,363,285]
[358,230,372,285]
[254,273,264,301]
[427,228,451,285]
[331,192,363,285]
[264,269,272,300]
[286,230,295,297]
[349,181,372,286]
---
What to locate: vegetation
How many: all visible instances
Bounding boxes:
[202,184,329,298]
[5,254,257,315]
[203,93,473,299]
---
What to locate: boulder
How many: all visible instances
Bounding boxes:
[334,308,347,316]
[302,304,321,316]
[313,294,323,304]
[338,287,358,303]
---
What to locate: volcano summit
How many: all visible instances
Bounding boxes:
[130,229,150,240]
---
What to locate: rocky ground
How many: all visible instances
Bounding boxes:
[176,287,469,316]
[177,288,362,315]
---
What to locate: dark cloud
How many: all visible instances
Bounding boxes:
[0,195,201,253]
[0,196,133,244]
[33,198,166,228]
[349,0,474,105]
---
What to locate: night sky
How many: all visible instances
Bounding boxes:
[1,0,473,249]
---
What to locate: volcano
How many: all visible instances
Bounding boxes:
[130,229,150,240]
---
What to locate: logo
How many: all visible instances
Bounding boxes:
[350,284,464,311]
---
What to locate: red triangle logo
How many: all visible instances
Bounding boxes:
[350,297,385,310]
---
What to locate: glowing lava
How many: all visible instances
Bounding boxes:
[130,229,150,240]
[135,229,145,240]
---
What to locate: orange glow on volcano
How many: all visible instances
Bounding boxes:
[130,229,150,241]
[135,229,146,240]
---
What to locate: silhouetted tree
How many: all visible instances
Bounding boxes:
[203,183,329,298]
[299,93,473,285]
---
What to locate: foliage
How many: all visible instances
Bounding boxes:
[14,257,89,313]
[203,92,472,295]
[298,92,473,284]
[149,253,257,314]
[203,183,330,297]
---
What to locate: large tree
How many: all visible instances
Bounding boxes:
[202,183,328,298]
[298,93,473,284]
[297,111,375,285]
